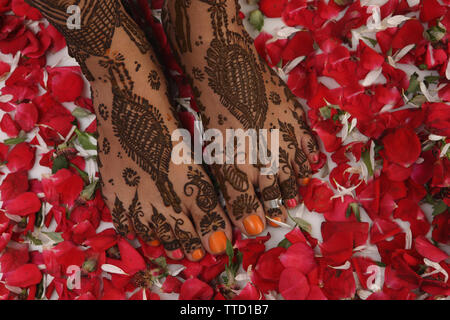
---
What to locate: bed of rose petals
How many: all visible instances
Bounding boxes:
[0,0,449,300]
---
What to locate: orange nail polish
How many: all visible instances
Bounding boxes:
[148,239,160,247]
[243,215,264,236]
[269,217,282,228]
[209,231,228,254]
[300,177,311,186]
[192,248,204,261]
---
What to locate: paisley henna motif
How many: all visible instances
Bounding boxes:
[99,55,182,213]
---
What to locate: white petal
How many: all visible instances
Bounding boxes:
[101,264,129,276]
[276,26,300,39]
[386,15,411,27]
[446,60,450,80]
[361,68,383,87]
[266,216,292,229]
[423,258,449,283]
[0,94,13,103]
[407,0,420,7]
[440,143,450,158]
[393,44,415,62]
[429,134,446,141]
[328,261,351,270]
[168,264,186,277]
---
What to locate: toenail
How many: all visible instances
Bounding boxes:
[299,177,311,186]
[269,217,282,228]
[313,154,320,163]
[285,198,298,208]
[243,215,264,236]
[172,249,184,260]
[148,239,160,247]
[192,248,204,261]
[209,231,227,254]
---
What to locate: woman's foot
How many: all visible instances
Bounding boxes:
[162,0,320,236]
[25,0,232,260]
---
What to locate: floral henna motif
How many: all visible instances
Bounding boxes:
[184,167,226,236]
[128,190,153,242]
[99,55,182,213]
[199,212,226,236]
[279,120,312,178]
[150,206,180,251]
[111,195,129,237]
[261,176,281,201]
[279,148,298,200]
[170,215,202,254]
[122,168,140,187]
[184,167,218,213]
[231,193,260,221]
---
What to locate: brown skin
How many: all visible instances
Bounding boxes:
[25,0,232,261]
[162,0,320,236]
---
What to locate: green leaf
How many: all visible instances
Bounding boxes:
[225,239,234,265]
[361,149,374,177]
[81,180,98,201]
[75,128,97,151]
[153,256,167,270]
[419,64,428,70]
[42,231,64,243]
[249,9,264,31]
[432,200,448,216]
[289,214,312,234]
[278,238,292,249]
[4,136,27,145]
[52,155,69,174]
[375,261,386,267]
[406,72,419,95]
[35,206,43,228]
[69,163,90,183]
[35,278,45,300]
[424,75,440,85]
[425,24,446,42]
[362,36,378,47]
[72,107,92,118]
[27,233,43,246]
[320,106,331,120]
[350,202,361,222]
[82,259,98,273]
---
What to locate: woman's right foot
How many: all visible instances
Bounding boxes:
[25,0,232,261]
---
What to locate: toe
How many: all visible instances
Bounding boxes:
[192,209,232,255]
[301,134,320,165]
[166,212,205,262]
[228,188,266,236]
[258,174,287,227]
[147,204,184,260]
[278,148,299,209]
[181,165,232,255]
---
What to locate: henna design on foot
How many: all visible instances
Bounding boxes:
[170,215,202,254]
[279,120,312,178]
[201,0,268,129]
[100,55,182,213]
[231,193,260,221]
[150,206,181,251]
[122,168,140,187]
[184,166,218,213]
[111,195,129,237]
